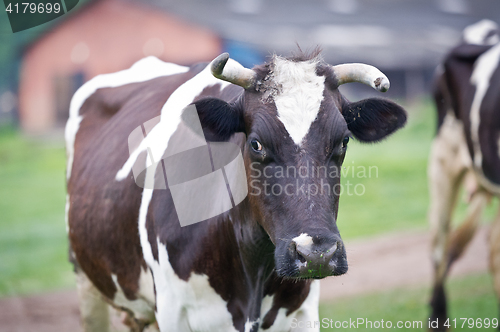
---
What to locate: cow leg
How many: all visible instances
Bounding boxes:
[447,190,488,266]
[489,208,500,329]
[113,307,157,332]
[428,115,471,331]
[144,322,160,332]
[431,188,488,329]
[75,268,111,332]
[430,187,487,330]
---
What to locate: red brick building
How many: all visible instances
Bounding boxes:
[19,0,222,133]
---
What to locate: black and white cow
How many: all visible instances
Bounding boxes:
[66,49,406,332]
[429,19,500,331]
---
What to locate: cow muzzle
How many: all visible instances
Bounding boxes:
[276,233,348,279]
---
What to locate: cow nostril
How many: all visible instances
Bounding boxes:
[290,240,307,264]
[327,242,338,257]
[288,237,346,278]
[295,241,339,262]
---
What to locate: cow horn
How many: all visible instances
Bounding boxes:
[211,53,257,89]
[330,63,390,92]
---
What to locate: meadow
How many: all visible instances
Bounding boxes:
[320,273,497,331]
[0,127,73,296]
[0,100,497,330]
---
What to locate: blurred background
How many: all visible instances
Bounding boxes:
[1,0,500,331]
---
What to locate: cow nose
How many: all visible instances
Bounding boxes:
[291,233,347,278]
[296,241,337,264]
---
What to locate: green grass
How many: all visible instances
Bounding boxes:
[338,99,498,240]
[0,127,74,297]
[319,272,498,331]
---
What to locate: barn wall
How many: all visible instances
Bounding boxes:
[19,0,222,133]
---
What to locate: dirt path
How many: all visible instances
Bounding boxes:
[0,227,490,331]
[319,226,489,301]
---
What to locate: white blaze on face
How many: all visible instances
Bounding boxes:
[272,57,325,145]
[292,233,313,252]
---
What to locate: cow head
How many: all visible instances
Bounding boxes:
[193,51,406,279]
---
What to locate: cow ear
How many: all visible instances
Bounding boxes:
[190,98,245,141]
[342,98,407,143]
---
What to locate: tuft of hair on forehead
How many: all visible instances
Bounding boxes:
[284,46,323,63]
[253,47,324,84]
[253,46,327,145]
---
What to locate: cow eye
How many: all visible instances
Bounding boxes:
[250,139,263,152]
[342,136,350,149]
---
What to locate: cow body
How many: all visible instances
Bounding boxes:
[67,51,406,332]
[429,19,500,330]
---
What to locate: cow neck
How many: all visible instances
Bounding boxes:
[225,199,276,325]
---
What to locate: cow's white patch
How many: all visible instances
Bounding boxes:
[244,318,259,332]
[137,268,156,305]
[153,248,238,332]
[259,294,273,316]
[65,194,70,234]
[260,295,287,331]
[138,191,237,331]
[463,19,499,45]
[110,271,156,322]
[65,56,188,180]
[291,280,320,331]
[293,233,313,249]
[115,62,232,181]
[259,281,320,332]
[272,57,325,146]
[259,295,286,331]
[470,43,500,172]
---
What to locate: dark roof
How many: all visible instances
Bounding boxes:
[135,0,500,69]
